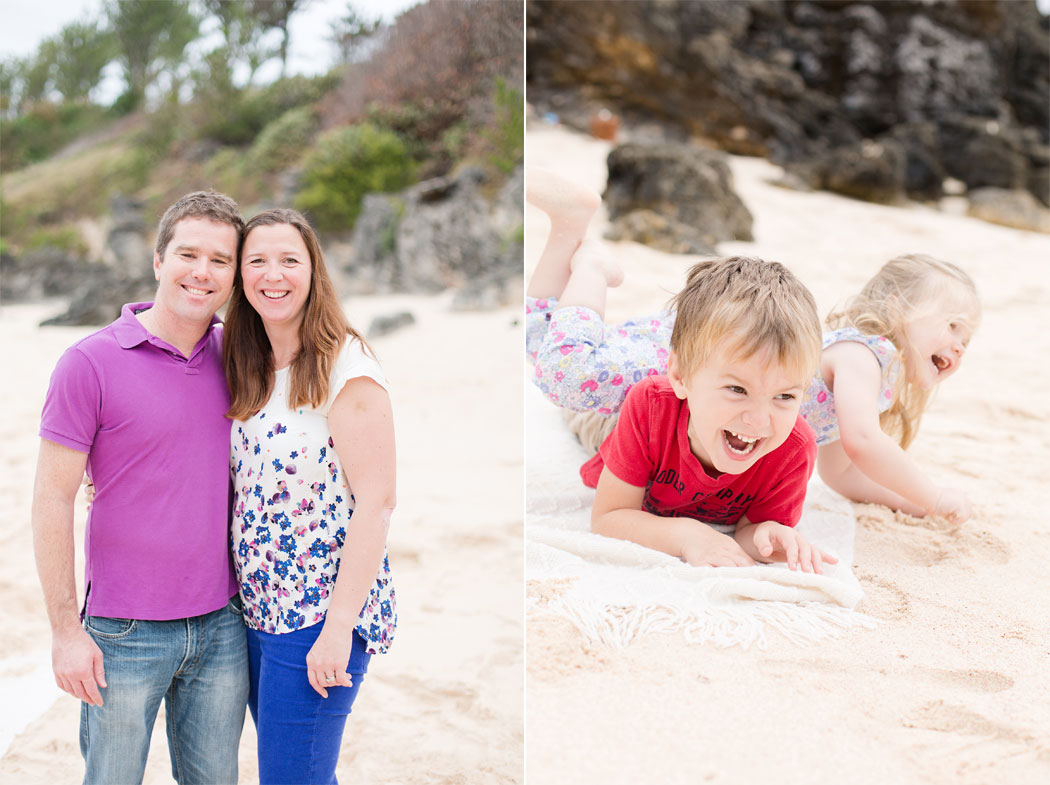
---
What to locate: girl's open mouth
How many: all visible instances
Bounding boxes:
[932,353,951,373]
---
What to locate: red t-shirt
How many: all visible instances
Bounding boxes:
[580,376,816,527]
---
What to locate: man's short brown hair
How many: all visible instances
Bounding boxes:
[154,191,243,258]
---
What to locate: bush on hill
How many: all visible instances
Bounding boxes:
[294,122,416,232]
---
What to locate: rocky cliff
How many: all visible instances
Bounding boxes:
[527,0,1049,207]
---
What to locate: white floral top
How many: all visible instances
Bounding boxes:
[802,327,900,446]
[230,339,396,654]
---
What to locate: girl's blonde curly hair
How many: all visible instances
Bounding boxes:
[826,254,980,448]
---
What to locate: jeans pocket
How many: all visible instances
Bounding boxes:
[84,616,138,639]
[226,594,244,616]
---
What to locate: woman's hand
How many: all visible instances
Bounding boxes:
[305,622,356,698]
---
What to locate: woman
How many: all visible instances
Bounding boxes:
[223,208,397,784]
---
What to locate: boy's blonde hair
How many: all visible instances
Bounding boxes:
[827,253,980,448]
[670,256,822,384]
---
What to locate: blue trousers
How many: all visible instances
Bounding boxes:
[80,596,249,785]
[247,622,371,785]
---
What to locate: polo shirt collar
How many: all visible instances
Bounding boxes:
[113,302,222,362]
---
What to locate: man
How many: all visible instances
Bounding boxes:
[32,191,247,784]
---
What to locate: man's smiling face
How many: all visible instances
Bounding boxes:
[152,217,238,327]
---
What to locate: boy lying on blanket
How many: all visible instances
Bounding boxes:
[579,257,839,572]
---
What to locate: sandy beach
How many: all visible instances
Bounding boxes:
[525,124,1050,785]
[0,293,524,783]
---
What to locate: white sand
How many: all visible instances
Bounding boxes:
[525,124,1050,785]
[0,293,524,783]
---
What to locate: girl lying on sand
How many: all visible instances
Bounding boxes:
[525,168,980,525]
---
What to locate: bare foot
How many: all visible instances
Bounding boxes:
[571,239,624,288]
[526,167,601,225]
[526,168,604,300]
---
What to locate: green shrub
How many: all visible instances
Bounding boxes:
[27,225,89,257]
[1,101,110,170]
[195,73,340,147]
[440,122,469,161]
[249,107,318,174]
[483,77,523,174]
[294,123,417,232]
[202,146,250,196]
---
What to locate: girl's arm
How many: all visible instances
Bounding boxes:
[591,468,755,567]
[305,376,395,698]
[822,342,954,516]
[817,440,926,515]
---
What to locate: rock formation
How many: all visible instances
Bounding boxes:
[602,143,754,253]
[527,0,1049,209]
[345,165,523,308]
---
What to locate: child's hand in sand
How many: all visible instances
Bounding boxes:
[737,520,839,574]
[930,487,971,525]
[679,523,756,568]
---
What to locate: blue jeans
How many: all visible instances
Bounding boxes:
[247,622,371,785]
[80,596,249,784]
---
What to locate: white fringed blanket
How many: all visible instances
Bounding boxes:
[526,383,877,649]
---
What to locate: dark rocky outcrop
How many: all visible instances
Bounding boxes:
[966,187,1050,232]
[1,247,85,302]
[367,311,417,339]
[41,272,156,327]
[602,143,753,254]
[344,165,523,308]
[527,0,1050,209]
[2,195,158,326]
[11,166,523,326]
[787,138,908,204]
[36,196,157,326]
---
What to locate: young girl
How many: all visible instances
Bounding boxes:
[526,168,980,524]
[224,208,397,784]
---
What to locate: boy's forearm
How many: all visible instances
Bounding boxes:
[733,522,764,561]
[592,508,693,560]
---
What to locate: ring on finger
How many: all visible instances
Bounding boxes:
[324,674,336,683]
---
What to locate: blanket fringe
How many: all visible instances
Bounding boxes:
[532,594,877,650]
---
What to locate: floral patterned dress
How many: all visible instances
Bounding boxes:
[801,327,901,446]
[230,339,396,654]
[525,296,672,415]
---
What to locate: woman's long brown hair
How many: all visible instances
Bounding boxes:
[224,208,372,421]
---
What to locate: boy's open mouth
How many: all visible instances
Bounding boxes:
[724,430,759,456]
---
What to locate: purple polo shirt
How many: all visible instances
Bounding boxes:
[40,302,236,620]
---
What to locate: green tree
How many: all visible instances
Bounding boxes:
[484,77,523,173]
[105,0,199,110]
[295,122,416,231]
[250,0,310,77]
[329,4,380,65]
[18,40,58,110]
[202,0,273,86]
[52,19,116,102]
[0,57,19,117]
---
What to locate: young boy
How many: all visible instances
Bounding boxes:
[579,257,838,572]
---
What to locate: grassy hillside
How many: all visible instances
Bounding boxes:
[1,1,523,259]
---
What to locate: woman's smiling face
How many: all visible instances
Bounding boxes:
[240,223,313,331]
